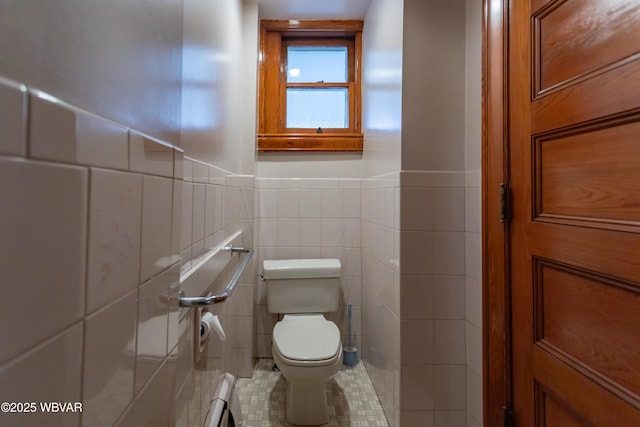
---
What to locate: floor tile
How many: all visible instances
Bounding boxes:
[237,359,390,427]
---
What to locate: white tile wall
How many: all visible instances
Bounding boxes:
[465,276,482,328]
[434,320,466,365]
[434,189,465,231]
[362,173,401,426]
[400,231,434,275]
[178,157,256,388]
[401,187,434,231]
[401,320,434,364]
[83,291,137,427]
[466,367,483,427]
[192,184,206,244]
[433,232,466,275]
[400,365,434,410]
[30,91,129,170]
[434,366,466,410]
[129,132,175,178]
[131,360,171,426]
[87,168,142,314]
[465,170,482,427]
[0,157,87,365]
[0,77,27,156]
[434,276,465,320]
[399,170,467,427]
[401,276,434,320]
[205,185,223,236]
[435,411,466,427]
[0,84,188,426]
[401,411,435,427]
[255,178,364,359]
[465,323,482,375]
[0,78,254,426]
[192,161,208,183]
[135,269,171,392]
[0,324,83,426]
[140,175,173,281]
[464,233,482,282]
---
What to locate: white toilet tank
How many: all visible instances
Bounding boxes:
[263,259,341,314]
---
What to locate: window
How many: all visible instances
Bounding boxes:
[257,20,363,151]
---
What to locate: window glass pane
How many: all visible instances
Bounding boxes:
[286,88,348,128]
[287,46,347,83]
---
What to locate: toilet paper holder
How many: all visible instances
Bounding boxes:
[179,246,254,308]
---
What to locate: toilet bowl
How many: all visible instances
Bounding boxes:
[273,314,342,425]
[263,259,342,426]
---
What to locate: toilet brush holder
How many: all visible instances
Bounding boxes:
[343,303,358,367]
[343,345,358,366]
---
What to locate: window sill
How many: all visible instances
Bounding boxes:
[257,133,363,152]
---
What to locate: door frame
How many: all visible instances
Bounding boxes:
[482,0,512,425]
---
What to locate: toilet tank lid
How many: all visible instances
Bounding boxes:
[263,259,341,280]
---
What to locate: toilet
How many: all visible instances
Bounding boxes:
[263,259,343,426]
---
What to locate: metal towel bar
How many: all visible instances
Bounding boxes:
[179,245,254,308]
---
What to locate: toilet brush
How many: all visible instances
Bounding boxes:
[343,303,358,366]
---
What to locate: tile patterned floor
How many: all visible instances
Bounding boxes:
[236,359,390,427]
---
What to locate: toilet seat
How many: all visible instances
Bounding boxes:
[273,314,341,366]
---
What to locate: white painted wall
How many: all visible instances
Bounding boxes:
[401,0,467,172]
[240,0,260,175]
[0,1,183,144]
[258,0,372,20]
[361,0,404,179]
[465,0,482,173]
[182,0,251,174]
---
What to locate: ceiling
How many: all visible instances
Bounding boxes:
[257,0,373,19]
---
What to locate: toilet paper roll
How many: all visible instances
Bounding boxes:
[200,312,226,342]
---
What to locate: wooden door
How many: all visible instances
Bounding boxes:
[509,0,640,425]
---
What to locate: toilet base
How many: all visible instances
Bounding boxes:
[285,381,329,426]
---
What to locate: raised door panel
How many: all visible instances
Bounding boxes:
[533,0,640,95]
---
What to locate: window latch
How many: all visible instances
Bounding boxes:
[316,127,323,134]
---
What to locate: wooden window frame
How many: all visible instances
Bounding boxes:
[257,20,363,152]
